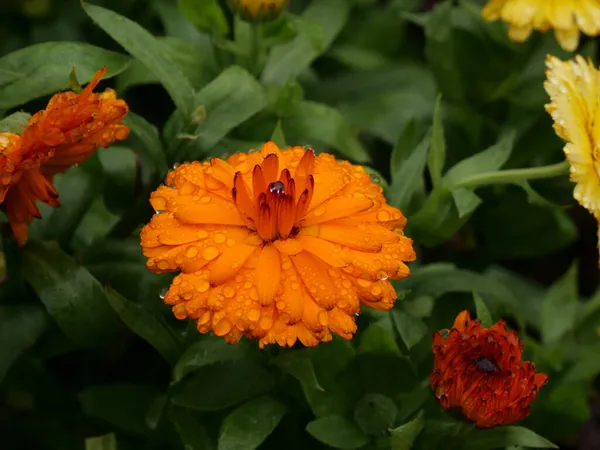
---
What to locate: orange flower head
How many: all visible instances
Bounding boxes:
[431,311,548,428]
[0,67,129,244]
[140,142,416,348]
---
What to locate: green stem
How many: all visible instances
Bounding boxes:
[453,160,570,189]
[249,22,264,77]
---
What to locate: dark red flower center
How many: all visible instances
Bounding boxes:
[475,357,499,373]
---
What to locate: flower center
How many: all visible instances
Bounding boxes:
[232,151,315,242]
[475,357,498,373]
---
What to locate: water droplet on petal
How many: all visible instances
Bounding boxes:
[203,246,219,260]
[377,210,391,221]
[155,209,166,214]
[197,230,209,239]
[376,270,389,281]
[249,308,260,321]
[173,163,180,169]
[223,286,236,298]
[269,181,285,195]
[370,173,380,183]
[186,246,199,258]
[159,288,168,299]
[214,319,233,336]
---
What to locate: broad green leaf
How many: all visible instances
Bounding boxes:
[390,119,422,177]
[80,384,160,435]
[427,95,445,186]
[85,433,117,450]
[98,147,136,214]
[0,42,130,110]
[444,131,516,185]
[562,343,600,383]
[306,415,369,450]
[389,410,424,450]
[82,1,195,118]
[354,394,397,435]
[218,396,287,450]
[461,426,557,450]
[541,263,578,344]
[173,336,255,382]
[391,309,427,350]
[393,264,524,329]
[358,322,402,356]
[450,188,482,219]
[0,112,30,133]
[117,37,214,92]
[172,360,274,411]
[23,242,121,347]
[28,166,101,246]
[178,0,229,35]
[105,287,181,366]
[473,291,493,328]
[262,0,351,84]
[170,407,216,450]
[271,121,287,148]
[0,304,47,382]
[123,111,167,175]
[166,66,267,160]
[388,129,430,212]
[282,101,370,162]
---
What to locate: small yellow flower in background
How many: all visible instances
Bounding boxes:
[0,67,129,245]
[482,0,600,52]
[231,0,288,21]
[140,142,416,348]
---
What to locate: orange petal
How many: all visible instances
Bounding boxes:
[256,244,281,306]
[233,172,256,221]
[252,165,266,199]
[296,235,348,268]
[261,153,279,183]
[317,224,382,252]
[209,158,235,190]
[209,242,258,285]
[304,196,374,226]
[291,251,337,310]
[453,310,472,331]
[175,203,245,226]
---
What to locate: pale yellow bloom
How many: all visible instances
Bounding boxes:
[483,0,600,52]
[544,55,600,216]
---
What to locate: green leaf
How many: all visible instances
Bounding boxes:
[123,112,167,175]
[306,415,369,450]
[98,147,136,214]
[473,291,493,328]
[80,384,160,435]
[562,343,600,383]
[218,396,287,450]
[28,166,100,246]
[444,131,516,186]
[427,95,445,186]
[173,336,255,382]
[170,407,216,450]
[450,188,481,219]
[178,0,229,35]
[85,433,117,450]
[271,121,287,148]
[462,426,557,450]
[541,262,578,344]
[23,242,121,347]
[389,410,425,450]
[388,129,430,212]
[282,101,370,162]
[354,394,398,436]
[391,309,427,350]
[172,359,275,411]
[166,66,267,160]
[0,305,47,382]
[82,1,195,118]
[358,322,402,356]
[262,0,351,84]
[390,119,422,178]
[0,42,130,110]
[105,287,181,366]
[0,112,31,133]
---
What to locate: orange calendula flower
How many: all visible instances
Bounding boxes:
[431,311,547,428]
[141,142,416,348]
[482,0,600,52]
[231,0,288,21]
[0,67,129,244]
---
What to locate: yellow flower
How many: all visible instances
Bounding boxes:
[140,142,416,348]
[231,0,288,21]
[544,55,600,216]
[482,0,600,52]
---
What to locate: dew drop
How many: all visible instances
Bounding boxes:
[259,316,273,330]
[376,270,389,281]
[155,209,166,214]
[214,319,233,336]
[203,246,219,260]
[370,285,382,296]
[197,230,209,239]
[223,286,236,298]
[248,308,260,321]
[173,163,180,169]
[318,311,328,326]
[377,210,391,221]
[201,195,211,203]
[159,288,168,299]
[214,233,226,244]
[186,246,199,258]
[157,260,170,270]
[269,181,285,195]
[197,280,210,293]
[342,279,352,289]
[291,282,300,290]
[370,173,380,184]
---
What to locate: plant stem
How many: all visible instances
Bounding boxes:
[453,160,570,189]
[249,22,264,77]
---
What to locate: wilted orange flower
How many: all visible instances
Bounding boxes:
[431,311,547,428]
[0,67,129,244]
[482,0,600,51]
[141,142,415,348]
